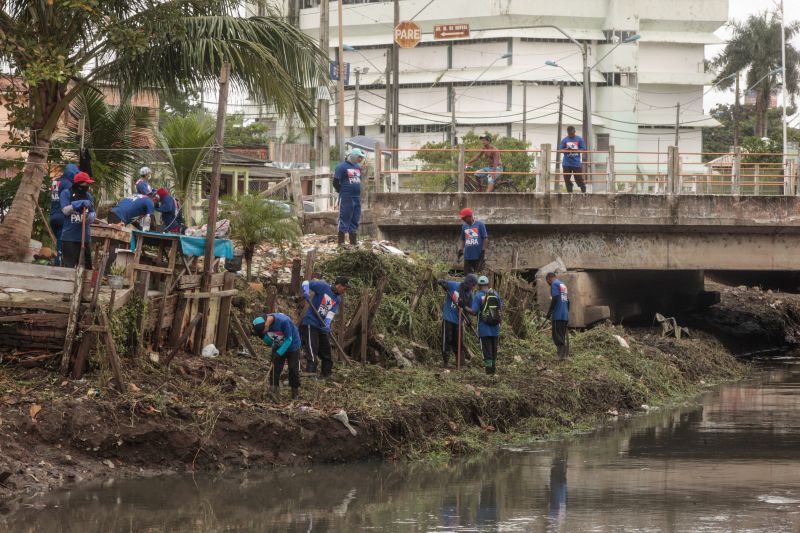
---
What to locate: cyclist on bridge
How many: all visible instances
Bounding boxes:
[466,134,502,192]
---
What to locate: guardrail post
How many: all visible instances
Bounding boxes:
[732,146,741,197]
[457,144,465,193]
[540,144,551,194]
[375,142,382,193]
[607,145,615,194]
[794,159,799,195]
[667,146,677,195]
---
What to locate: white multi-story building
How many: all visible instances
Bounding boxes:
[248,0,726,165]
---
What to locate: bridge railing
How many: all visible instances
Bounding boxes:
[372,143,800,196]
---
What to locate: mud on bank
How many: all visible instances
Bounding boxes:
[0,250,748,501]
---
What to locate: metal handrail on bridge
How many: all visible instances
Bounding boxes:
[372,143,799,196]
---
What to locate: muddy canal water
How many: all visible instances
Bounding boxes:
[5,361,800,532]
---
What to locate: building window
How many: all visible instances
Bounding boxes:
[596,133,610,151]
[358,126,366,136]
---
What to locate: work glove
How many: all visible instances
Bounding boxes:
[71,200,89,211]
[276,337,292,357]
[324,317,333,330]
[86,212,96,224]
[261,334,273,347]
[302,280,310,300]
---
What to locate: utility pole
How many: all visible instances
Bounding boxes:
[450,87,456,146]
[674,102,680,147]
[779,0,788,190]
[733,72,741,149]
[555,83,564,164]
[384,49,392,151]
[391,0,400,150]
[197,62,230,355]
[336,0,346,161]
[522,81,527,143]
[315,0,331,211]
[352,68,361,137]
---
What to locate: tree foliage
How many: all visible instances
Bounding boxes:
[0,0,326,260]
[222,194,301,280]
[411,131,534,190]
[711,11,800,138]
[704,103,800,159]
[156,111,216,220]
[225,114,270,146]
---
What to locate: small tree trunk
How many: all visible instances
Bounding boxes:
[0,137,51,261]
[245,247,254,281]
[755,89,767,138]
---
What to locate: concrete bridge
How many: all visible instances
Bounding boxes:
[368,193,800,325]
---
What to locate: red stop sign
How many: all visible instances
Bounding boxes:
[394,21,421,49]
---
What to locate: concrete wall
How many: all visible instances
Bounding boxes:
[371,193,800,272]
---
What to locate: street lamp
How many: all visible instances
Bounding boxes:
[451,52,512,145]
[544,60,580,84]
[543,31,640,153]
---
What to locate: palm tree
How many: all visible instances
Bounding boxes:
[222,194,301,281]
[156,112,216,220]
[0,1,324,260]
[65,90,151,204]
[712,11,800,138]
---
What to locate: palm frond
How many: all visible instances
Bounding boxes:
[156,111,215,204]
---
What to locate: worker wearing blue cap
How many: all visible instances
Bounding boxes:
[333,148,365,246]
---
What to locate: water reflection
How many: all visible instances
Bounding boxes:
[5,364,800,532]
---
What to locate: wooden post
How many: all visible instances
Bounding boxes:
[540,144,552,194]
[60,266,85,375]
[290,258,302,295]
[359,288,369,363]
[134,271,150,357]
[607,145,616,194]
[409,267,432,313]
[231,311,258,357]
[98,310,125,391]
[375,142,383,193]
[304,249,317,281]
[289,170,304,216]
[732,146,742,197]
[337,296,346,346]
[754,163,761,196]
[265,285,278,313]
[457,144,466,193]
[198,62,231,356]
[215,272,236,356]
[163,313,202,366]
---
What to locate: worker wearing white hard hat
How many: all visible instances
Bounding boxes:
[135,166,153,196]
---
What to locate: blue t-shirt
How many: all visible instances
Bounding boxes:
[334,161,362,198]
[472,289,503,337]
[441,280,462,325]
[156,195,179,231]
[111,195,155,224]
[550,278,570,322]
[50,163,78,216]
[302,280,341,332]
[461,220,487,261]
[135,178,153,196]
[263,313,301,352]
[59,189,94,243]
[559,135,586,167]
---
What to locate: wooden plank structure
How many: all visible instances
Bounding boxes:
[0,227,241,375]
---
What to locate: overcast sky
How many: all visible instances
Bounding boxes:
[704,0,800,114]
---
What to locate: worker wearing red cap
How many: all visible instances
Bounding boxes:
[154,187,184,233]
[59,171,96,269]
[457,208,487,275]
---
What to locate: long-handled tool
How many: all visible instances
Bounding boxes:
[76,206,87,269]
[457,308,463,370]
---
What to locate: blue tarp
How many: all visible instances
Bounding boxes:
[130,231,234,260]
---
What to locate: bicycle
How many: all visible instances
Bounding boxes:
[441,168,519,193]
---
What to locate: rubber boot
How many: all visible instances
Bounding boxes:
[291,387,299,400]
[348,232,357,246]
[337,232,345,246]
